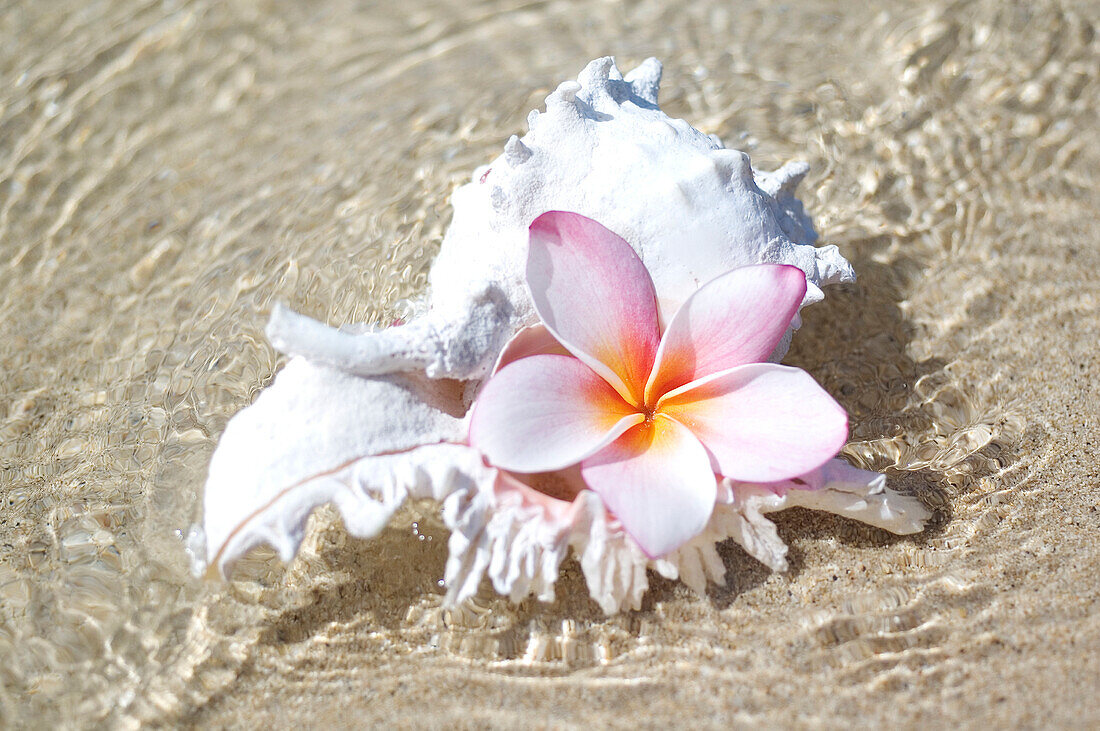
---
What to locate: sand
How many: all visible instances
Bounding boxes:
[0,0,1097,727]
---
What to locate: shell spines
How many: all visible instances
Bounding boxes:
[624,57,663,105]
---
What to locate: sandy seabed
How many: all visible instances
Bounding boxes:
[0,0,1097,727]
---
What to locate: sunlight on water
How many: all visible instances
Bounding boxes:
[0,0,1097,726]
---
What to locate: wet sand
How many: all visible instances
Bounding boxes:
[0,0,1097,727]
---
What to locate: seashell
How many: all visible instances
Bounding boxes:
[265,56,855,380]
[195,58,929,613]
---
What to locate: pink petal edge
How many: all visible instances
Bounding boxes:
[645,264,807,402]
[469,354,643,474]
[492,323,570,374]
[658,362,849,484]
[527,211,661,406]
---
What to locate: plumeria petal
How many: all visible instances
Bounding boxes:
[470,354,643,473]
[645,264,807,401]
[580,414,717,558]
[527,211,661,406]
[492,324,570,374]
[658,363,848,483]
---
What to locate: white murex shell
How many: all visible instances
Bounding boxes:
[193,57,929,614]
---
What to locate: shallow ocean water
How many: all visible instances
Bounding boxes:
[0,0,1097,727]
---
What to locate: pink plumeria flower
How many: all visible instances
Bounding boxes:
[469,211,849,558]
